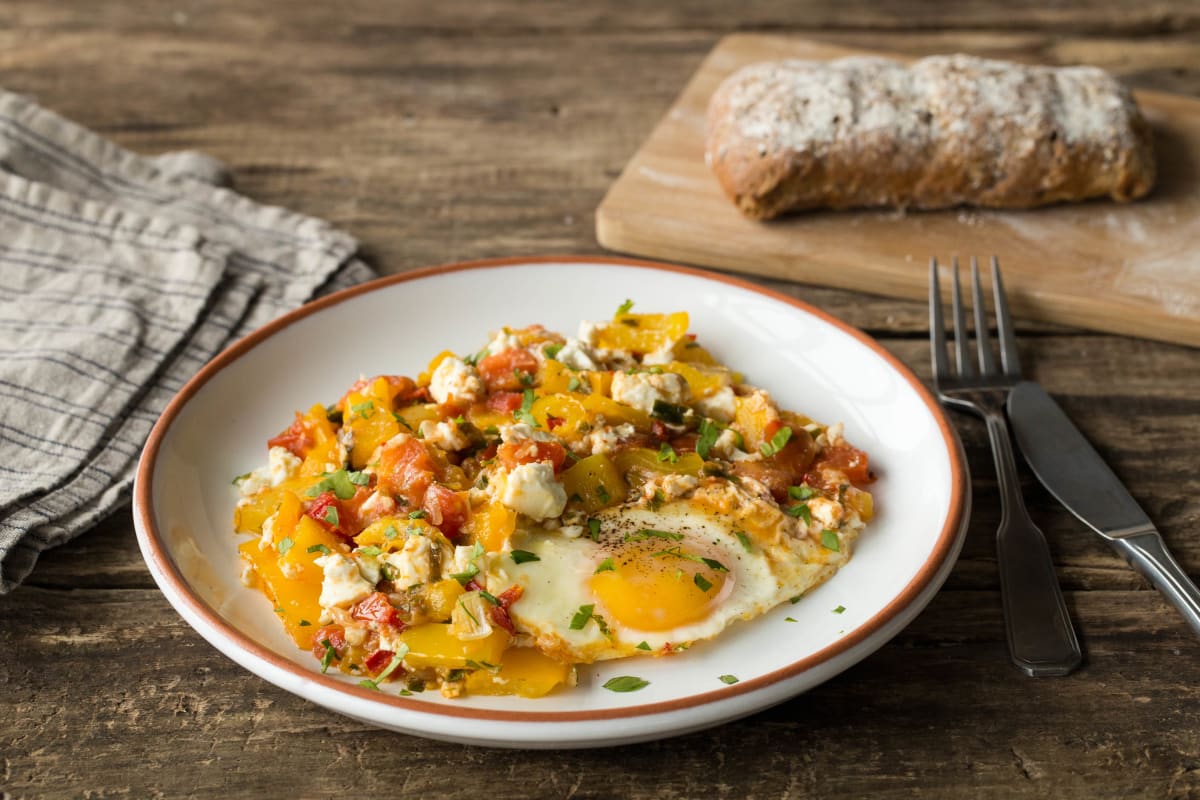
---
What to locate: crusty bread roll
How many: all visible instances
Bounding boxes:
[705,54,1156,219]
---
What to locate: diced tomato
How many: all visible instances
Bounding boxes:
[487,391,524,414]
[422,483,469,540]
[650,420,672,442]
[377,437,435,508]
[488,604,515,635]
[486,584,521,636]
[496,585,524,608]
[306,492,348,537]
[365,648,400,675]
[730,427,819,502]
[311,625,346,660]
[267,412,315,459]
[351,592,403,629]
[497,440,567,472]
[463,578,485,594]
[812,443,873,486]
[477,349,539,392]
[546,415,563,430]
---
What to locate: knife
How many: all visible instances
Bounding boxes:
[1007,381,1200,637]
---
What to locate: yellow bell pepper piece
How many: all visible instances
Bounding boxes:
[279,515,343,582]
[462,500,517,553]
[392,403,440,432]
[560,453,628,512]
[464,648,572,698]
[355,517,442,552]
[612,447,704,483]
[581,393,652,429]
[661,361,731,399]
[398,624,509,669]
[531,395,590,439]
[343,389,401,468]
[238,534,324,649]
[422,579,465,623]
[593,311,689,353]
[418,350,456,387]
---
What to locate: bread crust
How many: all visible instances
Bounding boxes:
[705,55,1156,219]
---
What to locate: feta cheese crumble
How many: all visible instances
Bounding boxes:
[500,462,568,520]
[430,356,485,405]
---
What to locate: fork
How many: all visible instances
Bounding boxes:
[930,256,1082,677]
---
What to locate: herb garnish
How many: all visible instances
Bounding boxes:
[656,442,679,463]
[603,675,649,692]
[635,641,651,651]
[820,530,840,552]
[304,469,369,500]
[696,418,720,459]
[569,604,595,630]
[351,400,375,419]
[543,343,564,359]
[615,299,634,317]
[693,573,713,592]
[357,546,382,557]
[322,506,340,527]
[449,542,485,584]
[788,485,817,501]
[833,605,846,614]
[624,529,684,542]
[734,531,752,552]
[787,503,813,524]
[306,544,332,555]
[587,518,601,540]
[760,426,793,457]
[594,558,616,574]
[514,389,539,427]
[277,537,294,556]
[719,674,739,685]
[358,644,409,690]
[510,549,541,565]
[319,639,337,673]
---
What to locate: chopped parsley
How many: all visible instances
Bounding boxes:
[457,598,480,626]
[787,503,812,524]
[449,542,486,584]
[319,639,337,674]
[587,518,601,541]
[603,675,649,692]
[635,641,652,651]
[656,442,679,463]
[833,605,846,614]
[693,573,713,592]
[625,528,684,542]
[567,376,582,392]
[383,524,400,540]
[696,418,721,459]
[392,412,412,430]
[322,506,340,527]
[231,472,251,486]
[515,369,534,387]
[304,469,369,500]
[569,604,596,631]
[306,544,332,555]
[357,546,382,557]
[277,537,294,556]
[408,510,427,519]
[615,299,634,317]
[821,529,841,552]
[790,595,803,604]
[594,558,616,574]
[479,590,500,606]
[299,620,311,627]
[595,484,611,504]
[785,616,798,623]
[514,389,539,427]
[788,485,817,501]
[760,426,793,457]
[734,531,752,552]
[543,343,564,359]
[719,674,739,685]
[351,400,375,419]
[510,549,541,564]
[650,400,687,425]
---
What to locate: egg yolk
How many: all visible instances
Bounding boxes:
[590,542,728,631]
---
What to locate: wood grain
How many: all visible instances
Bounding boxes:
[596,34,1200,347]
[1,3,1199,799]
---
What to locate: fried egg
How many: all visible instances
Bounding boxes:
[494,480,852,663]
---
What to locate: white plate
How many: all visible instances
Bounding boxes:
[134,256,969,749]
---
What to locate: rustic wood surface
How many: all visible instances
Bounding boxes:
[2,2,1199,798]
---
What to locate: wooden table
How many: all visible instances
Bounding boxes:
[3,3,1198,797]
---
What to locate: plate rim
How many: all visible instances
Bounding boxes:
[134,253,968,724]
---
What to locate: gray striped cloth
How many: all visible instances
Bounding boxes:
[0,90,374,593]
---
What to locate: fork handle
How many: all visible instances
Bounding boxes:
[984,411,1083,677]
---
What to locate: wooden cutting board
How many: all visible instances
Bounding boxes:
[596,35,1200,348]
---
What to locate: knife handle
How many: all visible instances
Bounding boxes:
[1110,531,1200,638]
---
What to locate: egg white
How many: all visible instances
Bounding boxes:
[491,482,853,663]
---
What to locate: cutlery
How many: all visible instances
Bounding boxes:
[1008,381,1200,637]
[929,255,1082,676]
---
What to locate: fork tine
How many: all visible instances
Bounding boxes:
[951,257,975,378]
[991,256,1022,377]
[929,257,949,383]
[971,257,997,375]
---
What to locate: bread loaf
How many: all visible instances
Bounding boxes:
[705,54,1156,219]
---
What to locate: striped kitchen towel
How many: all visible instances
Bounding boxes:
[0,90,374,592]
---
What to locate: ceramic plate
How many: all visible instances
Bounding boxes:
[134,256,969,749]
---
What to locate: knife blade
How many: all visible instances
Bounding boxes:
[1008,381,1200,638]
